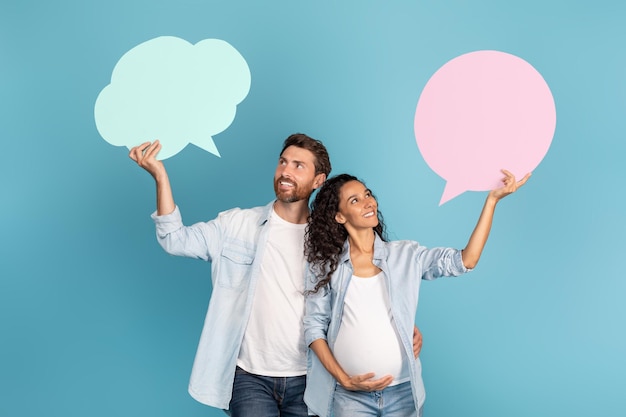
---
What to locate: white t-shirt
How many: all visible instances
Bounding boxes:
[333,272,409,385]
[237,209,307,376]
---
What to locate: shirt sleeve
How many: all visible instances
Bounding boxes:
[151,205,221,262]
[303,265,332,346]
[417,246,471,281]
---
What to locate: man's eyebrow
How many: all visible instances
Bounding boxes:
[281,157,307,166]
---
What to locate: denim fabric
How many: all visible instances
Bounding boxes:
[229,367,309,417]
[152,202,275,409]
[304,235,470,417]
[334,382,422,417]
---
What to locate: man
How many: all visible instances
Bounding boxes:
[129,133,421,416]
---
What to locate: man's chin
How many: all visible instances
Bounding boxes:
[276,192,306,204]
[277,196,300,203]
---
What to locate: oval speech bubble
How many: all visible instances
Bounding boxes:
[414,50,556,205]
[95,36,251,160]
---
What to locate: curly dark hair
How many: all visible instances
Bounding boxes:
[304,174,387,294]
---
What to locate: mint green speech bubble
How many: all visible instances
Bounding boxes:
[94,36,251,159]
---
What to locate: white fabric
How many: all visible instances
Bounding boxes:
[237,209,307,376]
[333,272,409,385]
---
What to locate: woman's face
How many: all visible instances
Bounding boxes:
[335,180,379,230]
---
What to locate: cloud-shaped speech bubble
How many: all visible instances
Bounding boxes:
[95,36,251,160]
[414,50,556,205]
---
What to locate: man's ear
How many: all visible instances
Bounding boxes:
[335,212,346,224]
[313,173,326,189]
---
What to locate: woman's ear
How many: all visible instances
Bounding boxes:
[335,212,346,224]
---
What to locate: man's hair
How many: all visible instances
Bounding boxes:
[280,133,332,176]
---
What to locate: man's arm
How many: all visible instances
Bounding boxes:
[128,140,175,215]
[461,169,531,269]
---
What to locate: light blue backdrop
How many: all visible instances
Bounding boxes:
[2,1,625,416]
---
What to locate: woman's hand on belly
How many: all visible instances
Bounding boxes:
[340,372,394,392]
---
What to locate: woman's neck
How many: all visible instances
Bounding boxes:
[347,229,375,253]
[347,229,380,278]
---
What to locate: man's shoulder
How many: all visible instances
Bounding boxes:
[216,201,273,223]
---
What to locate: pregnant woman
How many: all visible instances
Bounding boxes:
[303,171,529,417]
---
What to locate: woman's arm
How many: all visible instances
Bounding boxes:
[309,339,393,391]
[462,169,530,269]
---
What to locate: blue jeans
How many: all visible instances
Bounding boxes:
[228,367,309,417]
[333,381,422,417]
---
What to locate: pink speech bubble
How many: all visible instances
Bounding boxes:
[414,50,556,205]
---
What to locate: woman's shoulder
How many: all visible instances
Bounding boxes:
[374,239,416,259]
[384,239,423,251]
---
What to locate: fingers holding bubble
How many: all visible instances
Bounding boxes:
[490,169,532,200]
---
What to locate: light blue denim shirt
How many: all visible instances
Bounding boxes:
[152,201,275,410]
[303,234,471,417]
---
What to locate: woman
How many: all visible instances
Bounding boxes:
[303,171,529,417]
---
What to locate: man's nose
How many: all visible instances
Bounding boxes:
[281,164,295,178]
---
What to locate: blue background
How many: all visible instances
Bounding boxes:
[2,1,625,416]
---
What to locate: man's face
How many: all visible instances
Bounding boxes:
[274,146,325,203]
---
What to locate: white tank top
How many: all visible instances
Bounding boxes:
[333,272,409,385]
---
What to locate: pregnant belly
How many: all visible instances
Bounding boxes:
[333,322,405,380]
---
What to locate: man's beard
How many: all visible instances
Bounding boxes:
[274,177,311,203]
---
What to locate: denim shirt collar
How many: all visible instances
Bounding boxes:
[338,232,389,264]
[263,200,315,227]
[258,200,275,226]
